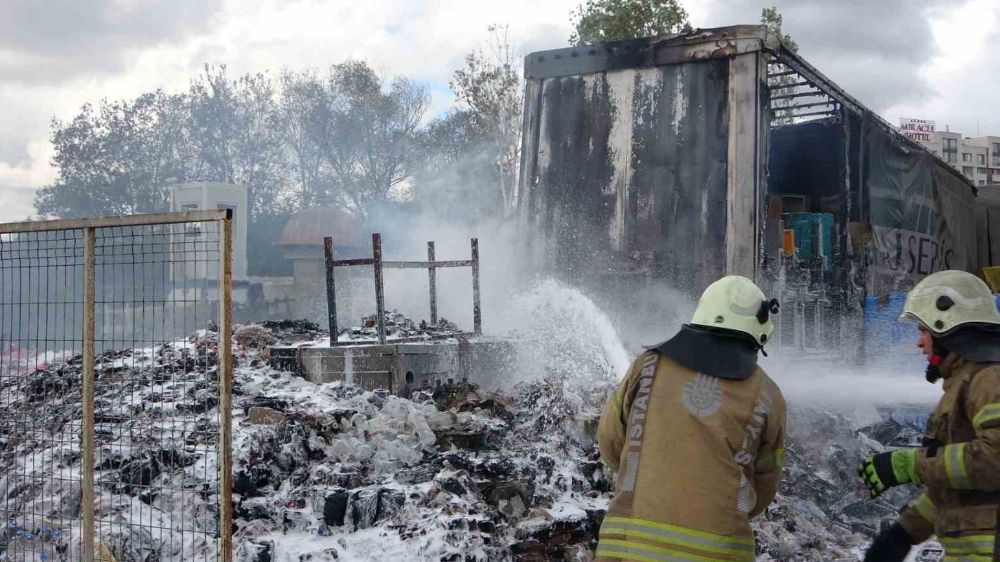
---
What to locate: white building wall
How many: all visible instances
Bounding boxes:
[168,182,249,279]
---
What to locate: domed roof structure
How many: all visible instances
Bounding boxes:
[278,206,368,249]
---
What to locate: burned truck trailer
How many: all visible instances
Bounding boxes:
[515,25,993,349]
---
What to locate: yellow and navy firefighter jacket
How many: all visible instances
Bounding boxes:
[596,350,787,562]
[898,354,1000,561]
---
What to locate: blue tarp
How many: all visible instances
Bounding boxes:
[865,293,1000,349]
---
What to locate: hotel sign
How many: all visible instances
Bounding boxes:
[900,118,936,142]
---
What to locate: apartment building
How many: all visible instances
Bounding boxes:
[899,119,1000,187]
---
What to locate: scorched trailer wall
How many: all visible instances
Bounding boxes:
[516,26,771,297]
[516,26,989,341]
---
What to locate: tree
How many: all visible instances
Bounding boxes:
[278,69,332,208]
[761,6,798,53]
[448,25,523,216]
[570,0,692,45]
[311,61,429,218]
[187,65,291,221]
[35,90,190,218]
[414,109,500,222]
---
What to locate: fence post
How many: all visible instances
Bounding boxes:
[218,214,234,562]
[427,242,437,325]
[324,237,338,344]
[373,233,386,345]
[471,238,481,336]
[81,227,96,562]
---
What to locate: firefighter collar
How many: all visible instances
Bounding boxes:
[648,324,759,380]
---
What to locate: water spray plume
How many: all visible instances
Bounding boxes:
[497,279,631,387]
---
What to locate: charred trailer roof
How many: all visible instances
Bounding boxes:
[514,25,988,301]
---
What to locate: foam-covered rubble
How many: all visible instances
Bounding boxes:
[0,319,947,562]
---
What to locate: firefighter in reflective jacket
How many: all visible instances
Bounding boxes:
[596,276,787,562]
[859,270,1000,562]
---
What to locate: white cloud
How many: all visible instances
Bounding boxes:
[0,0,996,222]
[886,0,1000,135]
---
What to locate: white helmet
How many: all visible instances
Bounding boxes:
[690,276,778,347]
[899,270,1000,336]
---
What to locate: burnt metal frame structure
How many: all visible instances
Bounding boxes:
[324,233,482,345]
[519,26,976,278]
[0,210,234,562]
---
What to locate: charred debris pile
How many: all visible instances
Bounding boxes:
[0,322,927,562]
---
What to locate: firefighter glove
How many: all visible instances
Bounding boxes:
[858,450,920,498]
[863,523,916,562]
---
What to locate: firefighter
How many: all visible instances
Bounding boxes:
[596,275,787,562]
[859,270,1000,562]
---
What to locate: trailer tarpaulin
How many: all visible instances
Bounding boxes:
[866,124,979,296]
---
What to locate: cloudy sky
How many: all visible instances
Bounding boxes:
[0,0,997,222]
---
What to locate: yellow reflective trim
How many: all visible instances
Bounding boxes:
[940,534,995,556]
[755,448,786,473]
[945,443,972,489]
[602,516,755,547]
[910,493,937,523]
[973,403,1000,431]
[610,388,623,423]
[597,538,751,562]
[600,523,751,557]
[944,552,993,562]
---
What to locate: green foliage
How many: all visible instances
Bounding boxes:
[761,6,798,53]
[187,64,290,221]
[35,91,191,218]
[35,61,428,222]
[318,60,429,217]
[446,25,522,216]
[570,0,692,46]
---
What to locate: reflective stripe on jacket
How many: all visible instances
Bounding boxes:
[596,351,787,562]
[897,355,1000,561]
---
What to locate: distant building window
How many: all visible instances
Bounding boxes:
[979,180,986,186]
[978,167,987,174]
[948,153,957,163]
[963,166,974,176]
[963,153,972,162]
[181,204,201,236]
[978,154,986,164]
[945,138,958,150]
[993,142,1000,154]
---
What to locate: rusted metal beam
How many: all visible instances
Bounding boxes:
[766,69,797,78]
[768,80,811,90]
[324,237,338,344]
[471,238,481,335]
[372,233,386,345]
[524,25,771,80]
[427,242,438,325]
[81,227,96,562]
[772,100,836,111]
[382,260,473,269]
[0,209,228,234]
[779,109,838,119]
[770,90,827,101]
[217,213,234,562]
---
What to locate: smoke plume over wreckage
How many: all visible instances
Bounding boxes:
[3,24,1000,562]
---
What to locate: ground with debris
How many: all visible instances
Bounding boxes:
[0,320,944,562]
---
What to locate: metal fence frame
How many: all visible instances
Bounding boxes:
[324,233,482,345]
[0,210,233,562]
